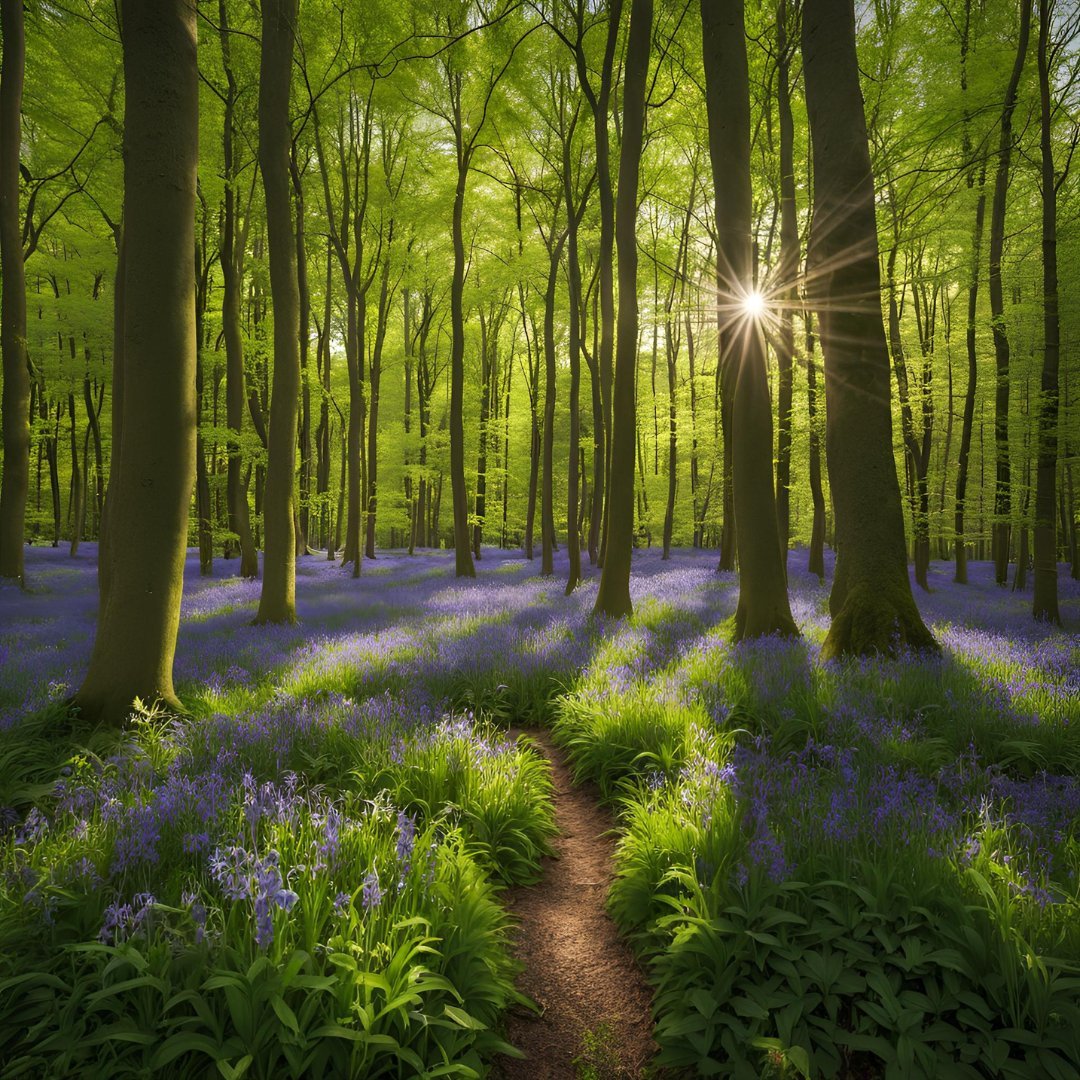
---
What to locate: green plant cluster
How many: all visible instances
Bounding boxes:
[0,704,556,1077]
[550,614,1080,1079]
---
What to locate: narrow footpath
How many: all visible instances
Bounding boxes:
[494,728,656,1079]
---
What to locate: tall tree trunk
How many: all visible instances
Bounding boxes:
[292,146,312,557]
[805,313,826,580]
[0,0,28,584]
[542,229,567,577]
[594,0,651,617]
[572,0,622,567]
[366,256,391,559]
[1032,0,1060,623]
[74,0,199,722]
[449,106,476,578]
[255,0,301,625]
[802,0,936,657]
[524,309,540,560]
[195,225,214,576]
[990,0,1031,584]
[403,287,414,553]
[701,0,797,640]
[955,165,986,585]
[68,393,84,557]
[219,0,258,578]
[84,375,104,525]
[774,0,797,567]
[564,127,586,593]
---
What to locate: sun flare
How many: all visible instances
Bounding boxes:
[742,290,766,318]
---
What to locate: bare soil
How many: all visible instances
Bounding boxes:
[493,727,657,1079]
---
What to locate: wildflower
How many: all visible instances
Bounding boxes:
[99,901,134,945]
[362,868,383,911]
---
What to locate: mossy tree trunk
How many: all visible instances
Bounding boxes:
[701,0,797,641]
[74,0,199,723]
[255,0,301,626]
[802,0,937,659]
[594,0,651,618]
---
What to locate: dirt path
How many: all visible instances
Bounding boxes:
[494,728,656,1079]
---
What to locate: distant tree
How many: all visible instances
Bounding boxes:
[74,0,199,721]
[802,0,937,657]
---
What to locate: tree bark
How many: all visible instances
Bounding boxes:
[254,0,301,625]
[0,0,28,584]
[74,0,199,722]
[805,313,826,581]
[292,145,312,557]
[1032,0,1060,623]
[594,0,651,618]
[802,0,936,658]
[989,0,1030,584]
[542,227,567,577]
[955,165,986,585]
[571,0,622,568]
[218,0,259,578]
[366,254,392,558]
[701,0,797,640]
[449,78,476,578]
[774,0,797,568]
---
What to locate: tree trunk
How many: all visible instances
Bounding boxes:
[805,314,826,581]
[218,0,258,579]
[449,111,476,578]
[990,0,1031,584]
[524,308,540,560]
[542,228,567,577]
[572,0,622,567]
[701,0,797,640]
[74,0,199,722]
[955,166,986,585]
[1032,0,1060,623]
[0,0,29,584]
[67,393,84,557]
[474,307,494,560]
[366,256,391,559]
[594,0,651,618]
[564,127,585,594]
[774,0,797,566]
[292,146,312,557]
[802,0,936,658]
[254,0,301,625]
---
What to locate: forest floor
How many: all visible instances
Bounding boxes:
[495,728,655,1079]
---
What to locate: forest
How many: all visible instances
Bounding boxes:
[0,0,1078,1076]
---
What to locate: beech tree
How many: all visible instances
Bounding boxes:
[594,0,650,618]
[802,0,936,657]
[700,0,797,640]
[74,0,199,721]
[255,0,301,625]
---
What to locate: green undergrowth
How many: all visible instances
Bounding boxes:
[0,699,556,1077]
[550,627,1080,1079]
